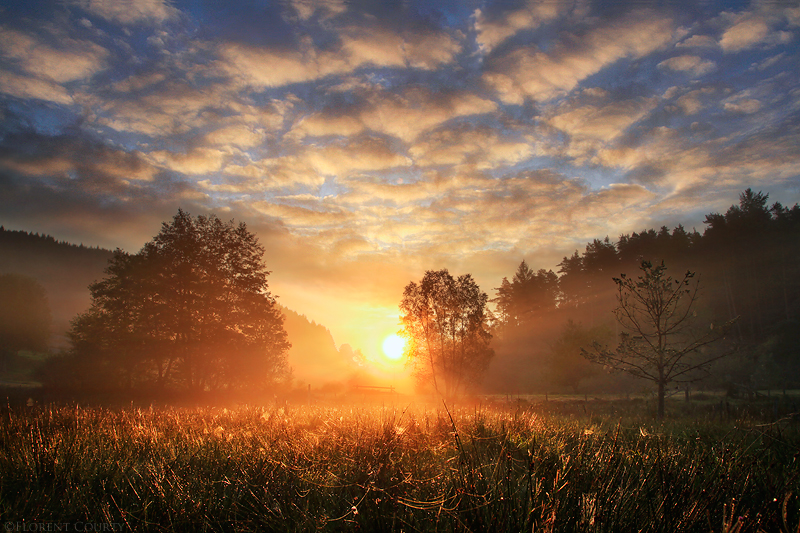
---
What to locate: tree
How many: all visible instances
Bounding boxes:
[399,269,494,398]
[69,209,290,392]
[582,261,736,419]
[495,261,559,329]
[0,274,51,373]
[557,251,585,310]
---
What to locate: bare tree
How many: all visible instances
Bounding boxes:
[582,261,736,419]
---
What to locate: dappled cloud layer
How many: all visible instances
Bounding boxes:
[1,0,799,350]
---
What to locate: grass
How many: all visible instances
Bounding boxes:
[0,400,798,532]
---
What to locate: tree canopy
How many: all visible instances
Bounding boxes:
[495,260,558,328]
[67,209,290,392]
[400,269,494,398]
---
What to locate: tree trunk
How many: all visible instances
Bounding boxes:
[657,378,665,420]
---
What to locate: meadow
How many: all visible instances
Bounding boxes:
[1,397,798,532]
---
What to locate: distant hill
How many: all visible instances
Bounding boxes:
[0,227,357,386]
[0,227,112,345]
[280,306,359,388]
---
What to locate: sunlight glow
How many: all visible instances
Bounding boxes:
[382,334,405,360]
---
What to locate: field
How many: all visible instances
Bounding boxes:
[1,398,799,532]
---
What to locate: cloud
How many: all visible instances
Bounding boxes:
[752,52,785,71]
[249,198,353,230]
[472,0,567,53]
[220,135,411,189]
[0,70,73,104]
[336,175,440,206]
[483,10,675,104]
[0,26,108,104]
[676,90,711,115]
[658,55,716,76]
[300,136,412,176]
[549,94,658,142]
[90,77,285,140]
[0,131,159,184]
[148,148,227,175]
[220,25,461,89]
[289,0,348,21]
[0,27,108,83]
[721,18,770,52]
[341,26,462,71]
[544,91,659,164]
[719,14,792,52]
[723,98,762,114]
[290,112,367,139]
[291,86,497,143]
[71,0,179,25]
[204,124,267,148]
[677,34,718,48]
[409,124,535,169]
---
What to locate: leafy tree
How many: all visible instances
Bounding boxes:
[400,269,493,398]
[69,209,290,392]
[0,274,51,373]
[582,261,735,419]
[557,251,585,310]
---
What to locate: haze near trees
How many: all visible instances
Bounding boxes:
[0,274,51,373]
[66,209,290,393]
[399,269,494,398]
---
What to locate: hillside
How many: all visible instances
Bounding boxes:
[0,227,112,345]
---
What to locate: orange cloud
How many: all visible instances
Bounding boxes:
[220,26,461,89]
[484,11,675,104]
[71,0,179,25]
[0,27,108,83]
[658,55,716,76]
[292,86,497,143]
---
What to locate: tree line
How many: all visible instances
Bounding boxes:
[399,189,798,404]
[484,189,800,397]
[496,189,799,343]
[4,189,798,403]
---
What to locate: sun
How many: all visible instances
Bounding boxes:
[382,333,405,361]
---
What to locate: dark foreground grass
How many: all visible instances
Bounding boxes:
[0,402,798,532]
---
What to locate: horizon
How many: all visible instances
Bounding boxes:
[1,0,799,370]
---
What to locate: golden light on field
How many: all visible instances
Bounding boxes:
[382,333,405,361]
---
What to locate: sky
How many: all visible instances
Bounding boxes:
[1,0,799,364]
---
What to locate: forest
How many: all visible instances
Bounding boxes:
[484,189,800,397]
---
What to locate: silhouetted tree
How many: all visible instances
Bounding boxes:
[557,251,585,310]
[69,209,290,392]
[583,261,736,419]
[0,274,51,373]
[702,188,799,341]
[495,260,558,328]
[400,269,493,398]
[582,237,619,325]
